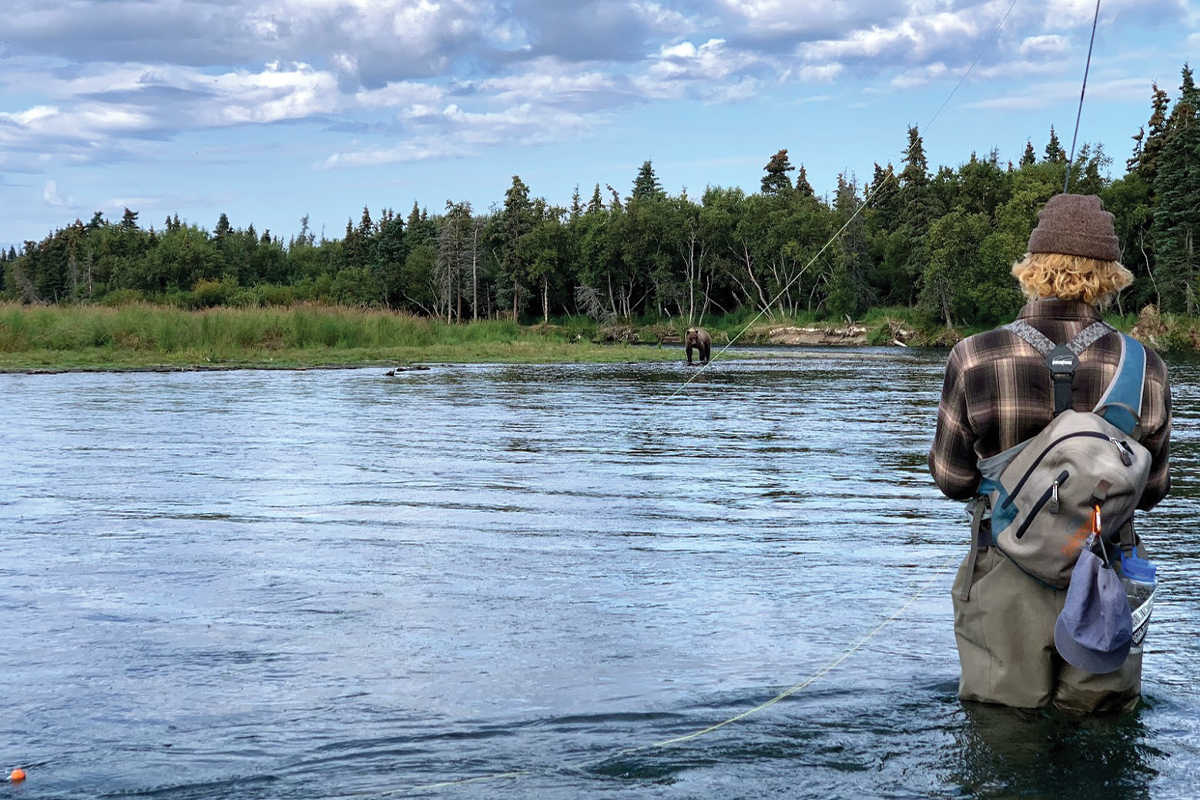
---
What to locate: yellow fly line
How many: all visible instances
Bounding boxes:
[362,553,958,798]
[361,0,1039,794]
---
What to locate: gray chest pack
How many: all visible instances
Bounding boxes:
[961,320,1151,597]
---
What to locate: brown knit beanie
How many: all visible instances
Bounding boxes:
[1027,193,1121,261]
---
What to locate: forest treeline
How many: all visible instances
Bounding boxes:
[3,66,1199,330]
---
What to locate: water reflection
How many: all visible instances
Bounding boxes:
[952,703,1159,800]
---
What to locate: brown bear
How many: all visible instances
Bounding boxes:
[685,327,711,365]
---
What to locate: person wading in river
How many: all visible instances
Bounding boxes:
[928,193,1172,712]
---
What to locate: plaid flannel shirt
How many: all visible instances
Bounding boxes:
[928,299,1171,509]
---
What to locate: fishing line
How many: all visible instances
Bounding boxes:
[356,552,959,798]
[650,0,1020,410]
[1063,0,1103,193]
[358,2,1022,796]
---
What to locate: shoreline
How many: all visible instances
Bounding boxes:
[2,302,1195,374]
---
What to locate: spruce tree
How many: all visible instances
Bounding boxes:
[500,175,535,318]
[587,184,604,214]
[570,185,583,220]
[795,165,815,198]
[897,125,935,302]
[1153,65,1200,313]
[1044,126,1066,163]
[1128,127,1145,174]
[761,149,795,196]
[868,162,901,228]
[406,202,423,238]
[1138,83,1172,185]
[358,206,374,239]
[1021,140,1036,167]
[630,160,663,202]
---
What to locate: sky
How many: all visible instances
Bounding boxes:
[1,0,1198,250]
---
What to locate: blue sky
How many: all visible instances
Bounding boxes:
[1,0,1197,250]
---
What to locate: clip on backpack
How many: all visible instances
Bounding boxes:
[960,320,1151,600]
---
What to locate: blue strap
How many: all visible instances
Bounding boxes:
[1095,334,1146,435]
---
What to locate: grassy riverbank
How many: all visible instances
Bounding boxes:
[0,303,688,371]
[1,302,1196,372]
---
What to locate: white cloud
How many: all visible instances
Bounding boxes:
[717,0,859,34]
[1019,34,1070,58]
[891,62,951,90]
[324,139,458,168]
[0,0,1195,181]
[198,62,342,125]
[476,59,621,106]
[354,81,448,110]
[42,179,69,207]
[795,63,844,83]
[704,76,759,103]
[323,97,598,169]
[0,103,153,140]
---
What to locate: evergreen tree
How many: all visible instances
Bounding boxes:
[499,175,535,318]
[827,172,871,318]
[1153,65,1200,313]
[406,202,423,236]
[795,165,815,198]
[375,212,408,307]
[868,162,901,226]
[1021,140,1037,166]
[1044,126,1066,163]
[1137,83,1172,185]
[587,184,604,214]
[1068,142,1111,196]
[1128,127,1145,174]
[896,125,936,303]
[630,160,664,202]
[340,219,361,271]
[570,185,583,220]
[436,201,474,321]
[761,149,795,196]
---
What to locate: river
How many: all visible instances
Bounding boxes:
[1,347,1198,799]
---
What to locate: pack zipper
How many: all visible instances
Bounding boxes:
[1013,470,1070,540]
[1000,431,1132,510]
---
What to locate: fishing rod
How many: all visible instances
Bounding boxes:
[1064,0,1104,193]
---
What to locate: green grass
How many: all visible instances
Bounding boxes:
[0,303,683,371]
[5,301,1190,373]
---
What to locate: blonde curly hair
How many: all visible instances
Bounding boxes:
[1011,251,1133,307]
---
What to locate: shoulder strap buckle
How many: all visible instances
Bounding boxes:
[1003,320,1118,417]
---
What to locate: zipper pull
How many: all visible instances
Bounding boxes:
[1111,437,1134,466]
[1049,481,1060,515]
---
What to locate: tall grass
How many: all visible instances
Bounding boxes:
[0,303,677,369]
[0,303,524,354]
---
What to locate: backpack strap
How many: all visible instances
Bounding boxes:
[1094,334,1146,436]
[1003,319,1056,356]
[1004,320,1116,415]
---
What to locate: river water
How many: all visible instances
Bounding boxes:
[1,348,1198,800]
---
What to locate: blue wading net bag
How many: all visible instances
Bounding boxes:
[961,321,1151,595]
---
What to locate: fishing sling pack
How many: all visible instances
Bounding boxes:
[960,320,1151,599]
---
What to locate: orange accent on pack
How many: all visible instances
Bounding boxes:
[1061,518,1093,558]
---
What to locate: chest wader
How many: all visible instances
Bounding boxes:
[951,321,1150,711]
